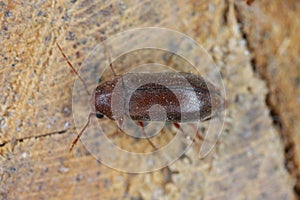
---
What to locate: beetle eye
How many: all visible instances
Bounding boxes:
[96,113,104,119]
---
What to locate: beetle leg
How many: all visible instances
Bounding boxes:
[174,122,186,136]
[173,122,190,138]
[173,122,203,143]
[117,118,124,129]
[114,117,124,134]
[137,121,158,150]
[98,35,118,77]
[173,122,180,130]
[189,124,220,144]
[196,129,205,141]
[202,116,212,121]
[105,118,124,138]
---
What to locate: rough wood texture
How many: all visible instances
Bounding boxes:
[0,0,298,199]
[235,0,300,195]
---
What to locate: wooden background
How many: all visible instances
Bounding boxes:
[0,0,299,199]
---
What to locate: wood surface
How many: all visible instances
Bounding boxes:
[0,0,299,199]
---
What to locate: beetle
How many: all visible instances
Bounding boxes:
[95,72,223,122]
[56,43,224,151]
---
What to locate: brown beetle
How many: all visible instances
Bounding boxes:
[95,72,223,122]
[56,43,224,151]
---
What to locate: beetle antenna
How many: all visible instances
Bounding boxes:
[137,121,158,150]
[99,35,118,77]
[166,36,185,66]
[69,112,95,152]
[56,42,91,96]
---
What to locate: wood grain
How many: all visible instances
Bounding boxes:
[0,0,297,199]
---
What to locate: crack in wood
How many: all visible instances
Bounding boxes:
[0,129,68,148]
[234,3,300,198]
